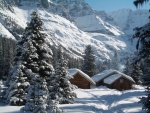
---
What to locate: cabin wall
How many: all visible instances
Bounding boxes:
[70,73,90,89]
[96,80,103,86]
[105,77,134,91]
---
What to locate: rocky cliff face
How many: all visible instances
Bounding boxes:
[108,9,149,36]
[0,0,149,77]
[4,0,121,35]
[48,0,122,35]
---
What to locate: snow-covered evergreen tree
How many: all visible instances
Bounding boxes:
[82,45,95,77]
[49,48,77,104]
[133,22,150,61]
[21,11,54,112]
[142,56,150,86]
[4,32,33,105]
[110,51,120,70]
[99,60,108,72]
[123,59,132,76]
[131,62,142,84]
[5,62,29,105]
[133,1,150,110]
[0,79,4,101]
[140,56,150,112]
[23,76,49,113]
[4,11,56,112]
[47,100,64,113]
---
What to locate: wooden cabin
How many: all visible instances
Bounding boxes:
[92,70,135,91]
[67,68,96,89]
[103,73,135,91]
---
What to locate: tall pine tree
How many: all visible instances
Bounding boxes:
[100,60,108,72]
[82,45,95,77]
[21,11,54,112]
[142,56,150,86]
[124,59,132,76]
[133,0,150,112]
[110,51,120,71]
[131,62,142,84]
[49,48,77,104]
[4,22,37,105]
[5,11,59,112]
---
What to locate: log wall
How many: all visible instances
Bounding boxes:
[70,73,90,89]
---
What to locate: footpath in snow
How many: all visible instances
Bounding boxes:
[0,86,146,113]
[61,86,146,113]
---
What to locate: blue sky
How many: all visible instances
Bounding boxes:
[85,0,149,12]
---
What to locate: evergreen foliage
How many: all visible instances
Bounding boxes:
[100,60,108,72]
[4,11,63,113]
[0,80,4,101]
[4,34,32,105]
[22,11,54,112]
[82,45,95,77]
[123,59,132,76]
[141,56,150,86]
[23,76,49,112]
[5,62,29,105]
[133,22,150,62]
[46,100,64,113]
[133,0,150,111]
[131,62,142,84]
[133,23,150,111]
[0,35,15,81]
[49,48,77,104]
[110,51,120,71]
[133,0,149,7]
[95,60,111,74]
[51,46,83,70]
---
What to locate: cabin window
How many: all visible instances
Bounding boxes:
[120,79,123,83]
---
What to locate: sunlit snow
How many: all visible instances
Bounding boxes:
[0,86,145,113]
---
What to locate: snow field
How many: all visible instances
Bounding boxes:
[0,23,16,40]
[60,86,145,113]
[0,86,146,113]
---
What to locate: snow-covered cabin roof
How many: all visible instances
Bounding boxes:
[104,73,135,85]
[67,68,96,85]
[91,69,117,82]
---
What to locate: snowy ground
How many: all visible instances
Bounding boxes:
[0,86,146,113]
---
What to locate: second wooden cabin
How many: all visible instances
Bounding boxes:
[92,69,135,91]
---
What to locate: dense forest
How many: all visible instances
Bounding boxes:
[0,35,15,80]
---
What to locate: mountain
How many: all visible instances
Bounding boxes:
[0,23,15,40]
[108,9,149,36]
[46,0,123,36]
[74,14,123,36]
[0,0,149,72]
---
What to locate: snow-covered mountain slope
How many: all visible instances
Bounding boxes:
[0,2,134,61]
[0,23,16,40]
[1,0,144,63]
[108,9,149,36]
[47,0,123,36]
[74,14,123,36]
